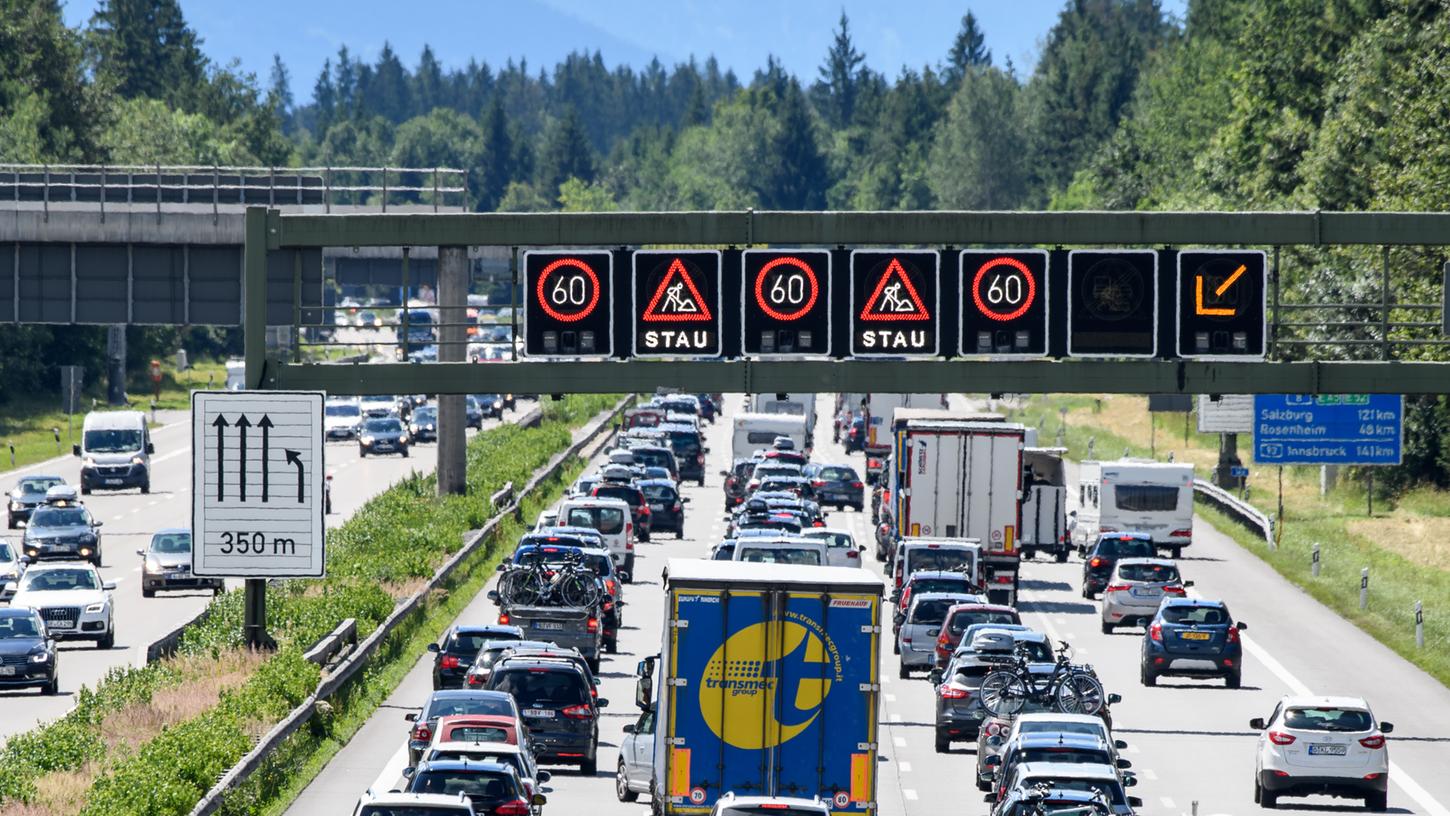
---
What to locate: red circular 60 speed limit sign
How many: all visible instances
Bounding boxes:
[535,257,602,323]
[971,256,1037,322]
[753,256,820,322]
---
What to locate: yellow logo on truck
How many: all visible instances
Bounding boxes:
[698,618,842,749]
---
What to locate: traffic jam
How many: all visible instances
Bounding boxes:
[321,391,1407,816]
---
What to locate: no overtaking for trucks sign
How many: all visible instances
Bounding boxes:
[191,391,326,577]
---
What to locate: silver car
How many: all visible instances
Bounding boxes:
[138,528,223,597]
[1100,558,1190,633]
[898,591,983,677]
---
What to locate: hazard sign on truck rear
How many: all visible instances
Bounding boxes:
[632,250,722,357]
[850,250,940,357]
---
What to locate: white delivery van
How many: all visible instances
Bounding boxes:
[863,394,948,455]
[1020,447,1070,562]
[75,411,154,494]
[555,496,636,578]
[749,392,817,438]
[889,537,983,593]
[224,359,246,390]
[731,412,809,461]
[1074,459,1196,558]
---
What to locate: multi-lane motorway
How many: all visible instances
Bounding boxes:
[285,393,1450,816]
[0,404,515,744]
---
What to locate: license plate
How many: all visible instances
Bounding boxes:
[47,620,74,629]
[105,479,123,485]
[1308,744,1347,756]
[523,708,555,718]
[1132,586,1160,597]
[1180,631,1211,641]
[650,503,665,511]
[535,621,565,631]
[0,666,15,676]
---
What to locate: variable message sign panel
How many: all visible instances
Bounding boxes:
[959,249,1049,357]
[741,249,832,357]
[1067,250,1158,358]
[523,250,613,358]
[849,250,940,356]
[1177,250,1267,359]
[632,250,722,358]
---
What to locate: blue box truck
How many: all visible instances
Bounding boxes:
[644,559,883,815]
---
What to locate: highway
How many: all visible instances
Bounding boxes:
[287,393,1450,816]
[0,402,517,744]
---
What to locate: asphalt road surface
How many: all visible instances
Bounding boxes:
[286,393,1450,816]
[0,403,518,744]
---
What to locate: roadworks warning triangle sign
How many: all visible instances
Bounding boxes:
[643,258,713,322]
[859,258,930,321]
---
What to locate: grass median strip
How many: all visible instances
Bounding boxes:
[0,394,620,815]
[1015,393,1450,688]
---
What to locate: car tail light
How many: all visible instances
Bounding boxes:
[1148,622,1162,641]
[1226,626,1240,644]
[760,806,791,811]
[1101,526,1118,532]
[984,721,1005,737]
[562,704,593,720]
[1269,731,1296,746]
[1222,657,1234,666]
[673,503,682,512]
[936,630,954,657]
[497,613,511,625]
[852,481,864,488]
[847,549,859,559]
[939,686,969,699]
[1359,735,1385,749]
[467,673,483,686]
[1272,770,1290,777]
[587,617,599,633]
[1089,557,1104,568]
[901,588,913,608]
[495,798,532,815]
[626,522,633,537]
[411,723,432,743]
[1105,584,1130,594]
[605,578,617,595]
[439,655,460,670]
[626,539,635,551]
[812,519,825,527]
[1364,773,1383,780]
[993,574,1014,584]
[811,479,827,487]
[1171,529,1192,539]
[696,454,705,465]
[1163,585,1187,595]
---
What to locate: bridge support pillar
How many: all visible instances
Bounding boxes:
[436,245,468,496]
[1214,433,1244,489]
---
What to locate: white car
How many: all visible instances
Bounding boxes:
[555,497,634,578]
[350,791,473,816]
[615,706,656,803]
[6,563,115,649]
[359,394,398,418]
[324,399,362,440]
[711,794,830,816]
[1251,695,1392,811]
[799,527,867,567]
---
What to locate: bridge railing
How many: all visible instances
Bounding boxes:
[0,164,469,216]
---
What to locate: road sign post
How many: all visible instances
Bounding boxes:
[192,390,326,649]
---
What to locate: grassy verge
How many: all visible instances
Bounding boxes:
[1014,393,1450,688]
[0,360,226,473]
[0,394,620,815]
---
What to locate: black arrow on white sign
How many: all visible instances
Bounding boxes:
[285,449,304,503]
[258,414,274,502]
[235,415,252,501]
[212,414,229,501]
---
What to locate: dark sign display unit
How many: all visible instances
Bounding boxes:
[959,249,1050,357]
[1066,249,1159,358]
[1176,250,1267,359]
[631,250,723,358]
[741,249,833,357]
[848,250,940,357]
[522,250,613,358]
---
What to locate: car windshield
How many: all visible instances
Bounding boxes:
[818,466,858,482]
[325,404,359,417]
[1283,707,1375,732]
[1096,538,1155,558]
[364,419,402,433]
[1117,563,1179,583]
[718,807,827,816]
[0,615,41,639]
[1019,721,1107,738]
[1007,802,1109,816]
[1113,484,1180,512]
[423,695,514,721]
[594,486,641,506]
[430,749,521,772]
[408,770,518,801]
[29,507,88,527]
[446,633,503,655]
[516,549,611,577]
[641,484,677,502]
[1019,778,1125,806]
[491,669,589,707]
[631,449,672,469]
[1019,748,1112,765]
[83,428,143,454]
[360,806,470,816]
[907,549,973,572]
[947,609,1021,636]
[438,725,511,744]
[565,507,625,534]
[911,578,972,595]
[738,547,821,565]
[1160,605,1229,625]
[21,568,99,592]
[413,408,437,422]
[910,599,958,625]
[150,533,191,554]
[806,531,853,549]
[17,477,64,495]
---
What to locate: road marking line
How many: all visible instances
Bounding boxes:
[902,789,918,801]
[899,761,912,773]
[884,693,896,702]
[1126,743,1140,754]
[1160,797,1176,810]
[1241,634,1449,816]
[1139,768,1157,781]
[889,713,902,723]
[893,736,907,748]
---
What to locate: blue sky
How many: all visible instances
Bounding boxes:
[62,0,1188,100]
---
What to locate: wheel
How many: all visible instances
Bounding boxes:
[358,448,367,458]
[402,448,410,458]
[978,671,1028,718]
[581,750,598,776]
[639,531,650,543]
[697,478,705,487]
[1260,784,1278,809]
[1023,548,1035,561]
[140,481,150,495]
[1366,791,1387,812]
[1253,779,1262,805]
[1226,671,1242,689]
[623,555,636,582]
[1101,621,1114,635]
[499,569,546,606]
[6,515,15,529]
[81,485,91,495]
[605,637,618,654]
[588,657,601,673]
[1170,546,1183,559]
[41,674,58,696]
[325,496,333,514]
[213,586,223,596]
[97,628,114,650]
[676,528,684,539]
[142,587,155,598]
[616,759,639,802]
[892,639,900,655]
[977,776,992,792]
[935,733,951,753]
[1082,586,1093,599]
[1055,549,1069,563]
[1054,671,1106,715]
[898,663,910,679]
[1141,664,1157,687]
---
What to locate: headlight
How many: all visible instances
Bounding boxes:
[131,456,145,465]
[79,547,92,556]
[145,557,162,573]
[425,424,435,430]
[361,436,374,444]
[399,434,410,443]
[84,602,106,613]
[492,401,503,409]
[83,457,97,468]
[29,651,50,663]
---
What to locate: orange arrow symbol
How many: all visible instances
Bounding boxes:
[1216,264,1247,296]
[1196,263,1246,316]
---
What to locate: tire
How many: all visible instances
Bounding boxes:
[977,776,992,792]
[898,663,910,680]
[42,675,59,696]
[1226,671,1242,690]
[1261,785,1278,809]
[1170,546,1183,559]
[97,628,114,650]
[616,759,639,802]
[6,515,16,529]
[935,733,951,753]
[1055,550,1069,564]
[581,750,598,776]
[1141,664,1157,687]
[676,528,684,539]
[1253,779,1262,805]
[979,671,1028,718]
[892,639,900,655]
[1366,791,1387,812]
[1055,672,1106,715]
[605,637,618,654]
[140,481,150,495]
[1082,586,1093,599]
[359,449,367,458]
[588,657,601,673]
[639,531,650,543]
[1101,621,1114,635]
[402,448,410,458]
[81,485,91,495]
[142,587,155,599]
[623,555,636,582]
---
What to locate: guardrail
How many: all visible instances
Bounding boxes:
[185,394,633,816]
[145,605,212,665]
[302,618,358,668]
[1193,478,1275,549]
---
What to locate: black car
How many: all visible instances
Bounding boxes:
[638,479,686,538]
[475,394,506,420]
[464,638,557,689]
[429,624,525,689]
[804,463,865,511]
[1142,598,1246,688]
[464,396,486,429]
[488,658,607,772]
[844,416,866,453]
[404,759,539,815]
[359,417,410,457]
[658,424,706,486]
[0,607,57,695]
[22,502,103,565]
[695,394,718,423]
[408,405,439,443]
[625,445,679,481]
[1081,532,1156,598]
[721,458,758,511]
[7,475,65,529]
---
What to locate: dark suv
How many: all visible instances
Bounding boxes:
[658,424,705,486]
[429,624,524,689]
[1142,598,1247,688]
[1081,533,1156,598]
[488,658,607,772]
[625,445,678,481]
[638,479,686,538]
[804,463,865,511]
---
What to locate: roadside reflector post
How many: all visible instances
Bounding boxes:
[1191,801,1199,816]
[1415,601,1424,649]
[1311,543,1321,578]
[1360,567,1370,610]
[1087,436,1095,459]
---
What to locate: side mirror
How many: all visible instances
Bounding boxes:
[426,643,440,653]
[496,563,508,572]
[719,470,730,477]
[1183,580,1195,588]
[1249,717,1266,730]
[1128,797,1144,809]
[622,724,636,734]
[136,549,145,557]
[404,712,418,722]
[1380,722,1394,733]
[2,582,15,595]
[531,794,548,807]
[146,442,155,455]
[1237,621,1248,631]
[102,581,116,591]
[73,444,82,457]
[537,771,551,783]
[402,766,415,778]
[682,497,690,504]
[984,755,1001,767]
[1114,739,1128,750]
[1107,693,1122,705]
[1116,758,1133,770]
[94,521,103,528]
[596,698,609,708]
[1123,774,1138,788]
[486,590,501,603]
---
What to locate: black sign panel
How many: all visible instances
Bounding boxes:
[632,250,722,357]
[1176,250,1267,359]
[523,250,613,357]
[959,249,1049,356]
[1067,250,1158,357]
[742,250,832,357]
[849,250,940,356]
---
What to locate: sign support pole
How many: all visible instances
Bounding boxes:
[242,207,272,650]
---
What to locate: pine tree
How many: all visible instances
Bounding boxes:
[537,106,596,194]
[87,0,208,106]
[268,54,293,131]
[312,58,336,134]
[367,42,411,122]
[813,11,866,129]
[945,11,992,83]
[478,94,514,211]
[414,45,443,117]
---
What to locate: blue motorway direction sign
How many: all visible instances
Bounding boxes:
[1253,394,1403,465]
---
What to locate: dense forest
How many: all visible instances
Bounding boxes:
[2,0,1449,488]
